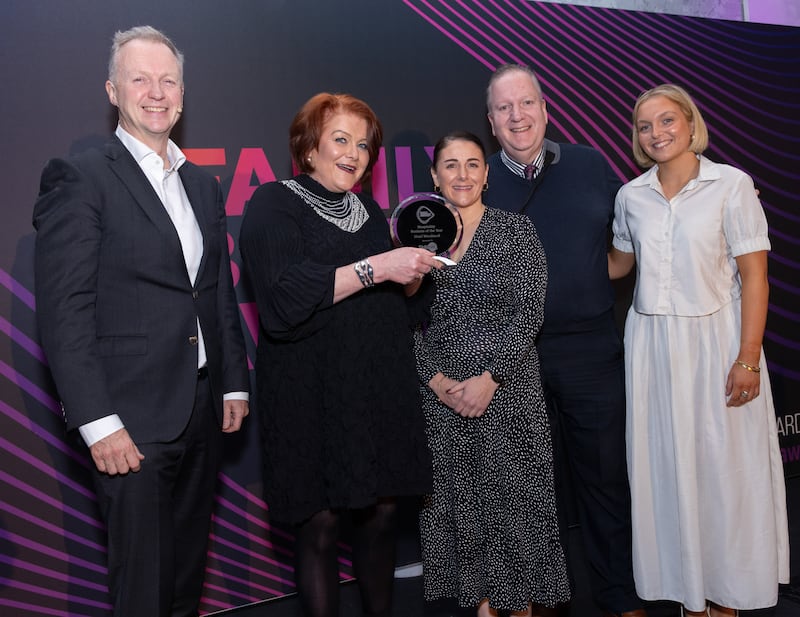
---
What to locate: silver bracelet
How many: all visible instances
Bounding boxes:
[354,259,374,288]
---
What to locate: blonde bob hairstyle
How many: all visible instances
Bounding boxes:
[631,83,708,168]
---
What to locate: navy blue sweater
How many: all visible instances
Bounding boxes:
[485,140,622,334]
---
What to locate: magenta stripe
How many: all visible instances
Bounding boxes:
[693,20,800,63]
[0,397,92,468]
[206,565,289,598]
[208,550,295,588]
[202,585,269,608]
[211,530,294,571]
[0,500,104,553]
[402,0,496,70]
[412,0,507,66]
[0,267,36,310]
[218,472,269,510]
[211,517,351,571]
[636,9,800,97]
[766,361,800,381]
[764,330,800,350]
[0,577,111,610]
[435,0,619,153]
[0,529,106,573]
[489,4,633,150]
[200,595,235,613]
[480,0,633,154]
[769,226,800,247]
[0,598,93,617]
[562,7,664,89]
[216,475,351,557]
[769,251,800,270]
[0,434,96,500]
[402,1,626,178]
[602,10,800,157]
[769,303,800,323]
[705,129,798,183]
[0,358,60,414]
[598,7,800,124]
[516,2,643,108]
[204,576,275,603]
[587,3,799,158]
[769,276,800,296]
[762,200,800,225]
[214,495,295,544]
[0,470,102,531]
[0,553,107,593]
[211,515,294,558]
[0,314,46,363]
[214,494,293,543]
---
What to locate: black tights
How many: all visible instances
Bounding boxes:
[294,500,398,617]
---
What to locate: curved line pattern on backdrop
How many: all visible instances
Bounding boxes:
[404,0,800,381]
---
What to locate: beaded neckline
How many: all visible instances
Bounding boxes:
[281,178,369,233]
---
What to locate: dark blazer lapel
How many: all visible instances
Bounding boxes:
[179,163,212,281]
[104,138,184,247]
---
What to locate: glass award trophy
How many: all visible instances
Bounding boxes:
[389,193,462,265]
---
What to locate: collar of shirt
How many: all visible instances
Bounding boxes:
[500,147,546,179]
[115,125,187,175]
[631,154,720,190]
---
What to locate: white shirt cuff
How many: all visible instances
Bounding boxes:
[224,392,249,402]
[79,414,125,447]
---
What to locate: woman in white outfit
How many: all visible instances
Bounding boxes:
[608,84,789,617]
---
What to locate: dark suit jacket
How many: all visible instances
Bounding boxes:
[33,136,249,444]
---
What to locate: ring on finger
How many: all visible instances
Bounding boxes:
[739,390,749,399]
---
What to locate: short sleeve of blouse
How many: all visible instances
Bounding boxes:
[612,186,634,253]
[723,168,771,258]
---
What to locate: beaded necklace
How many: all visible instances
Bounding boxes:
[281,179,369,233]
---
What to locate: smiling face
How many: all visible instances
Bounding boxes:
[307,112,369,193]
[635,95,695,166]
[105,39,184,155]
[487,69,548,164]
[431,138,488,212]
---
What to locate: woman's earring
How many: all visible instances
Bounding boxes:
[483,182,489,192]
[434,185,441,193]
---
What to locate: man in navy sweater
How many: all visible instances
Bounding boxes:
[484,63,644,617]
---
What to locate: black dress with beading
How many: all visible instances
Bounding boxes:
[240,174,432,524]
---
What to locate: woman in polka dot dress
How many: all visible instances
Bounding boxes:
[413,131,570,617]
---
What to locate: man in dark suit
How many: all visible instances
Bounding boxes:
[484,64,644,617]
[33,26,250,617]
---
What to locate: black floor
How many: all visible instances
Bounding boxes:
[214,577,800,617]
[211,477,800,617]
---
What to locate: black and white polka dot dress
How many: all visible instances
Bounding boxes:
[415,207,570,611]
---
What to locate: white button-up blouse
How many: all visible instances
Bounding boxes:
[612,155,770,317]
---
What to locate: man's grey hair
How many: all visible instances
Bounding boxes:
[108,25,184,83]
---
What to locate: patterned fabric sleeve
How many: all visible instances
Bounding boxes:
[484,214,547,383]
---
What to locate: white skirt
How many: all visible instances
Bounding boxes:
[624,299,789,612]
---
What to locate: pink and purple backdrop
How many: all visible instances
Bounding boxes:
[1,1,797,614]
